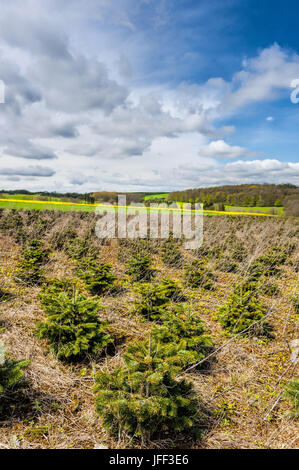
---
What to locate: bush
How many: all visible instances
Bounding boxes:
[76,257,116,296]
[184,260,215,290]
[39,278,77,299]
[14,228,29,246]
[65,237,90,260]
[292,296,299,314]
[235,276,279,297]
[216,290,270,336]
[0,288,11,303]
[50,227,77,251]
[215,257,238,273]
[231,244,247,262]
[94,338,200,441]
[134,278,185,320]
[285,380,299,417]
[118,239,159,263]
[249,246,287,279]
[213,202,225,211]
[261,279,280,297]
[37,288,112,361]
[0,346,29,396]
[0,210,23,231]
[161,237,182,267]
[16,239,49,285]
[126,252,156,282]
[284,197,299,217]
[152,305,212,367]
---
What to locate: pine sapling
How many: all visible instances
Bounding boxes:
[126,252,156,282]
[184,260,215,290]
[0,344,29,396]
[76,257,116,296]
[94,337,200,441]
[216,290,271,336]
[37,287,112,361]
[134,278,186,320]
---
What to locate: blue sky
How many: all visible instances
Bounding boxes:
[0,0,298,191]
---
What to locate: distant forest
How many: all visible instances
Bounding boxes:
[167,184,299,215]
[0,189,86,201]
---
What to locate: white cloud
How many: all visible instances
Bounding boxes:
[0,2,297,191]
[198,140,257,159]
[219,44,299,114]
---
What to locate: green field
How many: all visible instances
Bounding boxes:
[143,193,169,201]
[0,200,95,212]
[225,205,284,215]
[0,193,66,202]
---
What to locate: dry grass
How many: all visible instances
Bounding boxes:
[0,211,298,449]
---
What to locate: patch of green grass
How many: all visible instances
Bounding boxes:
[225,205,284,215]
[0,201,95,212]
[0,193,63,202]
[143,193,169,201]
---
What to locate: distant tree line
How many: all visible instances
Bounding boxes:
[91,191,146,204]
[167,184,299,215]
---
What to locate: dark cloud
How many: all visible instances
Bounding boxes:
[3,140,58,160]
[30,55,128,114]
[0,165,55,177]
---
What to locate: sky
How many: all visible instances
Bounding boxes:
[0,0,298,193]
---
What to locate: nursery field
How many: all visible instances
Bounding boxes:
[0,209,298,449]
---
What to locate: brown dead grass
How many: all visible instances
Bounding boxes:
[0,211,298,449]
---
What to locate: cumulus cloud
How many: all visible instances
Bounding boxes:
[219,44,299,114]
[0,1,297,191]
[225,159,299,177]
[198,140,257,159]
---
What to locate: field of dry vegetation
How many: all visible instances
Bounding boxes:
[0,209,298,449]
